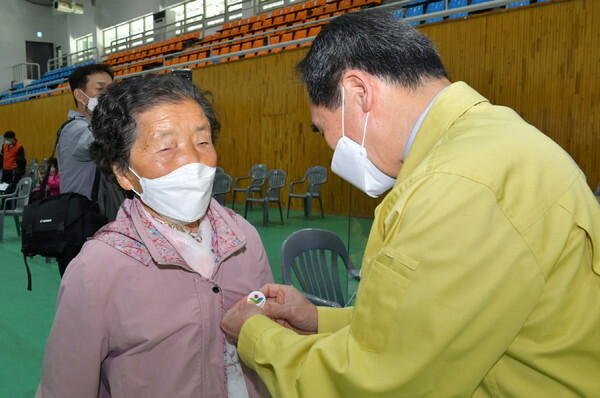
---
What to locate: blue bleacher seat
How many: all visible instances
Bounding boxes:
[406,5,424,26]
[425,1,445,23]
[391,9,404,19]
[449,0,468,18]
[508,1,530,7]
[471,0,492,4]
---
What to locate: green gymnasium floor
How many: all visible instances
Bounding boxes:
[0,206,372,397]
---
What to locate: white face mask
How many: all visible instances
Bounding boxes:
[80,90,98,112]
[330,88,396,198]
[129,162,216,225]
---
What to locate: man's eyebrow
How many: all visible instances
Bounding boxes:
[195,122,211,132]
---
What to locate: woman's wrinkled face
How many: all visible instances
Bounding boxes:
[115,99,217,192]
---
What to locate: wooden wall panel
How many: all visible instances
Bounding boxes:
[0,93,73,164]
[193,51,380,218]
[0,0,596,218]
[421,0,599,191]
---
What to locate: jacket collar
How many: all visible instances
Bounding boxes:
[94,198,247,274]
[397,82,488,183]
[67,109,89,120]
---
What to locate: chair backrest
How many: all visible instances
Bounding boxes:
[4,177,33,212]
[212,173,232,205]
[281,228,355,307]
[212,172,232,195]
[215,166,225,174]
[250,163,268,186]
[306,166,327,195]
[265,169,286,200]
[27,163,39,187]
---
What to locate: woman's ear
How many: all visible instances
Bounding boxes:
[341,70,374,113]
[113,164,137,192]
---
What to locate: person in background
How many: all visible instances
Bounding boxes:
[36,74,272,398]
[55,63,125,276]
[31,157,60,200]
[221,10,600,397]
[43,157,60,196]
[1,130,26,185]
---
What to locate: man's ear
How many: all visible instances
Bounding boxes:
[341,70,374,113]
[73,88,86,105]
[113,164,136,192]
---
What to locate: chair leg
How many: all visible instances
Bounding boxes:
[0,214,4,243]
[286,197,292,218]
[318,197,324,218]
[277,201,283,224]
[307,197,313,221]
[262,201,268,227]
[14,215,21,236]
[244,200,250,218]
[303,198,309,218]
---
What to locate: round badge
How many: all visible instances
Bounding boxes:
[247,291,266,308]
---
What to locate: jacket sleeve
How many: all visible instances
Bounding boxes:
[16,146,26,171]
[35,258,109,398]
[72,126,93,162]
[237,173,544,398]
[317,306,354,333]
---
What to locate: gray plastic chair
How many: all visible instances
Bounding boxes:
[232,164,267,210]
[244,169,286,227]
[211,172,232,206]
[287,166,327,220]
[281,228,360,307]
[0,177,33,243]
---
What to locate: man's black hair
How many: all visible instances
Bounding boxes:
[297,9,448,109]
[68,63,114,106]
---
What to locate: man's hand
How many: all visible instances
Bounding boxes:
[261,284,318,335]
[221,297,263,344]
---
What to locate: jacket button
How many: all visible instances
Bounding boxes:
[212,286,220,294]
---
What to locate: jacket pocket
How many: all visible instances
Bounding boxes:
[350,247,418,353]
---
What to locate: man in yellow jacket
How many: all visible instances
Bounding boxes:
[222,9,600,397]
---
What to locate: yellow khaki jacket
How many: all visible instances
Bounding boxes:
[238,82,600,397]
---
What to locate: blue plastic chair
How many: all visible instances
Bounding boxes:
[508,1,530,7]
[425,1,445,23]
[405,5,424,26]
[449,0,468,19]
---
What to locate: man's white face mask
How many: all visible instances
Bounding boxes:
[330,88,396,198]
[79,90,99,112]
[129,162,216,225]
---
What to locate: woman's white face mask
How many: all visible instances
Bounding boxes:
[330,88,396,198]
[129,162,216,225]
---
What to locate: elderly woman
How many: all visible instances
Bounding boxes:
[36,74,273,398]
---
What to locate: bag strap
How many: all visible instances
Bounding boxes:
[23,254,32,291]
[91,167,101,203]
[38,118,75,196]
